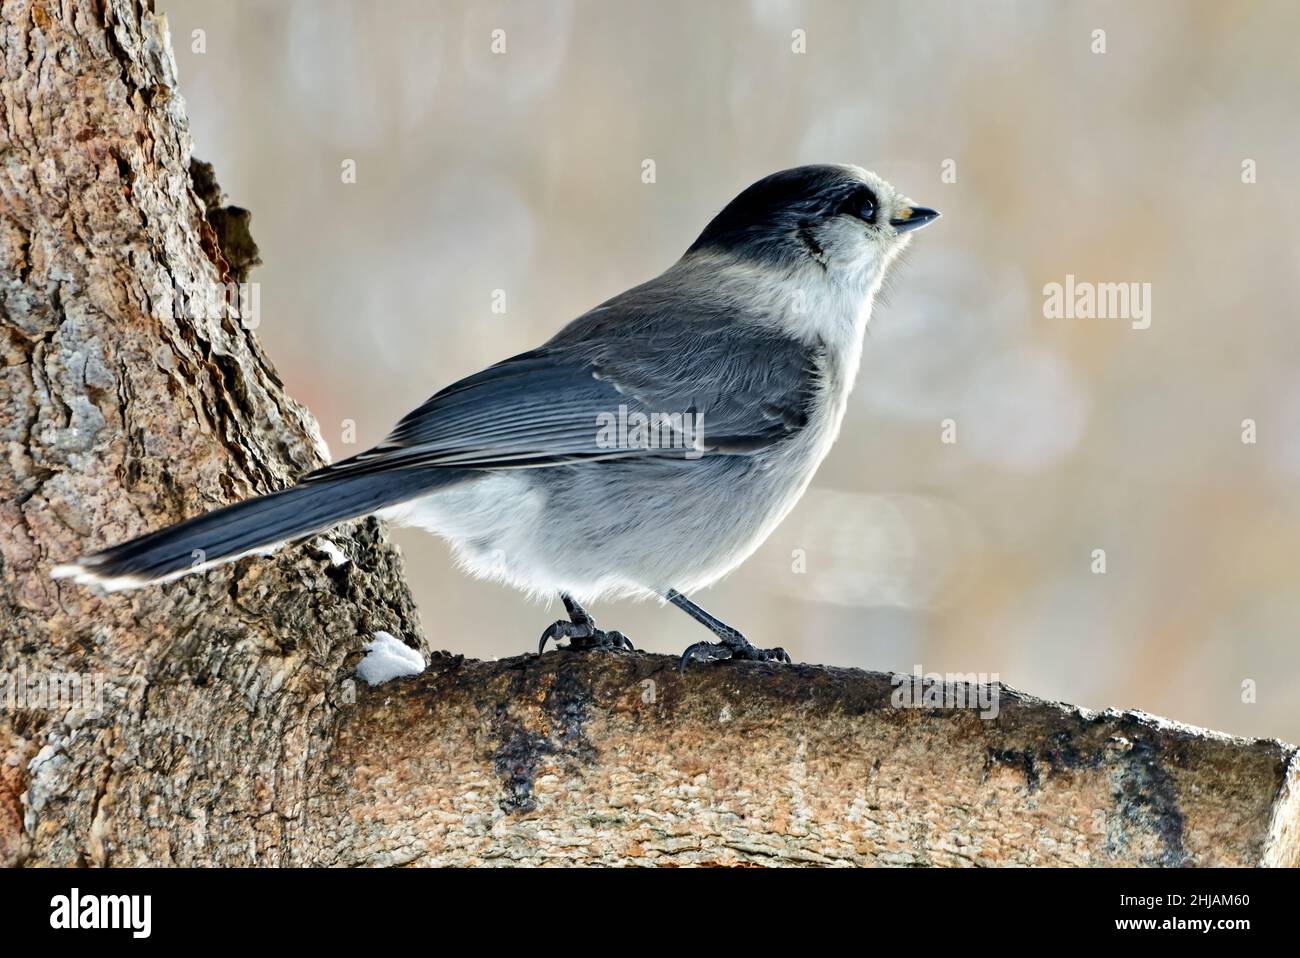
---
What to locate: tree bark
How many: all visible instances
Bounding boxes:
[1,0,1296,868]
[0,0,423,866]
[315,653,1300,867]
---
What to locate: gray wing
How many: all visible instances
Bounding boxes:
[302,297,822,484]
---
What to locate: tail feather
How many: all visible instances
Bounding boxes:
[52,470,457,591]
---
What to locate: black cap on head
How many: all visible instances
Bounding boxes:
[687,165,867,256]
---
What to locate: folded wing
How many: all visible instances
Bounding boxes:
[302,311,821,484]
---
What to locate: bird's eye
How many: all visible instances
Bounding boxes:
[840,188,877,224]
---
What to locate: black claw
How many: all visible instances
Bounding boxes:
[679,640,734,671]
[535,611,633,656]
[679,639,793,671]
[538,620,571,655]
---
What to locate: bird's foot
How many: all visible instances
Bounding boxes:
[679,634,791,671]
[538,603,634,655]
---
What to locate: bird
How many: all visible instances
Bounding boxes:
[53,164,939,670]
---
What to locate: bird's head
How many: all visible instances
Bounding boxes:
[685,164,939,283]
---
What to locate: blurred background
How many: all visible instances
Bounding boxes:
[160,0,1300,742]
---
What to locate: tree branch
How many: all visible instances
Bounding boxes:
[312,652,1300,867]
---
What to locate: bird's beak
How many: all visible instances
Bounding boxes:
[889,206,941,234]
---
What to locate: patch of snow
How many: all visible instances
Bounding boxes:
[317,538,349,567]
[357,631,425,686]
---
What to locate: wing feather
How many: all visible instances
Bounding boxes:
[303,297,822,484]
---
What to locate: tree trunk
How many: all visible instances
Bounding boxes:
[1,0,1296,868]
[0,0,423,866]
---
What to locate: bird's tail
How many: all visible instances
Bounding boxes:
[52,470,448,592]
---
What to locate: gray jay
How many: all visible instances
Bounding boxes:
[54,164,939,669]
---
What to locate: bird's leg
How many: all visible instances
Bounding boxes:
[667,589,792,671]
[538,593,634,654]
